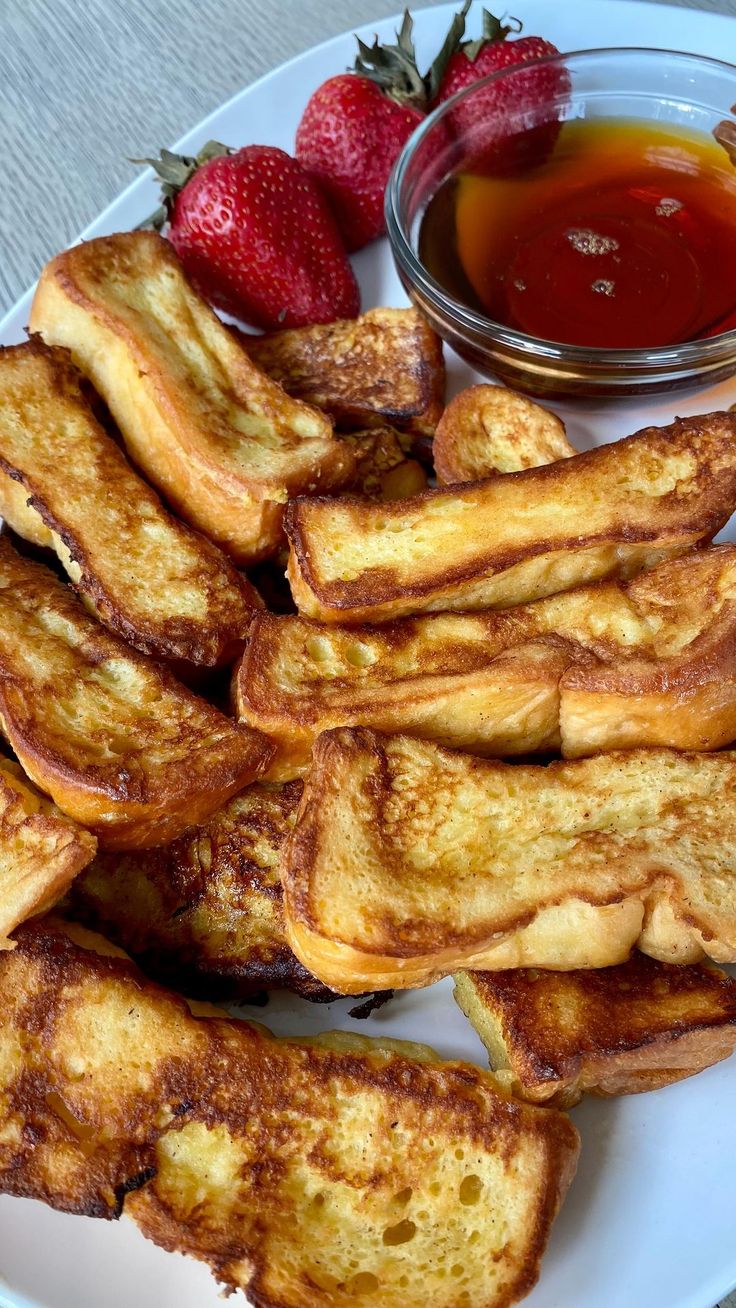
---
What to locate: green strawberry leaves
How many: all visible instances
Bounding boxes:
[131,141,232,229]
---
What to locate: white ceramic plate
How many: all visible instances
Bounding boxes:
[1,3,736,1306]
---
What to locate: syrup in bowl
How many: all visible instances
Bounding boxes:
[418,117,736,351]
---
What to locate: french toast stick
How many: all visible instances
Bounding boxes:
[281,729,736,992]
[0,919,579,1308]
[0,339,259,670]
[433,385,576,482]
[0,760,96,948]
[285,412,736,623]
[29,232,356,564]
[245,307,445,440]
[235,546,736,779]
[0,536,272,848]
[453,956,736,1107]
[341,426,427,499]
[67,780,336,1001]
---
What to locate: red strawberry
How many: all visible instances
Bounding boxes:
[138,142,359,329]
[295,13,427,251]
[435,11,560,106]
[432,6,567,172]
[296,74,423,252]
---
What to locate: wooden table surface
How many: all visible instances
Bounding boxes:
[0,2,735,1304]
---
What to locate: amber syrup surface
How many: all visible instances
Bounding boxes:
[419,118,736,349]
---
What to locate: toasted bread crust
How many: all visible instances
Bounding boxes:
[281,730,736,992]
[434,385,576,483]
[0,537,272,847]
[246,308,445,437]
[341,426,428,499]
[236,547,736,779]
[0,761,96,947]
[285,413,736,622]
[454,958,736,1107]
[30,232,356,563]
[559,546,736,754]
[0,339,259,669]
[0,920,579,1308]
[235,617,577,779]
[67,780,335,1001]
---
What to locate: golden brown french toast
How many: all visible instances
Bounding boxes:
[235,616,578,779]
[281,729,736,993]
[0,760,96,948]
[235,546,736,779]
[433,385,576,482]
[0,919,579,1308]
[341,426,428,499]
[454,957,736,1108]
[29,231,356,564]
[0,536,272,848]
[245,307,445,440]
[0,339,259,670]
[559,544,736,756]
[285,412,736,623]
[67,780,335,1001]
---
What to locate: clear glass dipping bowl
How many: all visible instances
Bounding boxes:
[386,47,736,398]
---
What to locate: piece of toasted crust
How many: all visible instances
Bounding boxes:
[341,427,428,499]
[0,760,96,948]
[454,957,736,1108]
[558,544,736,756]
[281,729,736,993]
[235,546,736,779]
[245,307,445,439]
[29,232,356,564]
[66,780,335,1001]
[285,412,736,623]
[0,919,579,1308]
[0,536,272,848]
[434,385,576,483]
[0,339,259,670]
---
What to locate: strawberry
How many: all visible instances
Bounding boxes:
[138,142,360,329]
[434,10,560,106]
[432,6,567,172]
[296,72,424,252]
[295,5,566,250]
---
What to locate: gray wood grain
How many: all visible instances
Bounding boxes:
[0,3,735,1304]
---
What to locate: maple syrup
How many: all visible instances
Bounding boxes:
[418,118,736,350]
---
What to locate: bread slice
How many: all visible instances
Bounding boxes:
[245,307,445,440]
[235,616,578,780]
[0,338,259,670]
[341,427,427,499]
[0,918,578,1308]
[0,536,272,848]
[559,544,736,756]
[281,729,736,993]
[433,384,576,483]
[29,232,356,564]
[0,760,96,948]
[285,412,736,623]
[235,546,736,779]
[454,957,736,1108]
[66,779,336,1001]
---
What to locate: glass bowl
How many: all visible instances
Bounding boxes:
[386,47,736,398]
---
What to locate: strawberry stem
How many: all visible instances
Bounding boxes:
[462,9,522,61]
[131,140,232,231]
[422,0,474,102]
[351,4,524,109]
[353,10,428,109]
